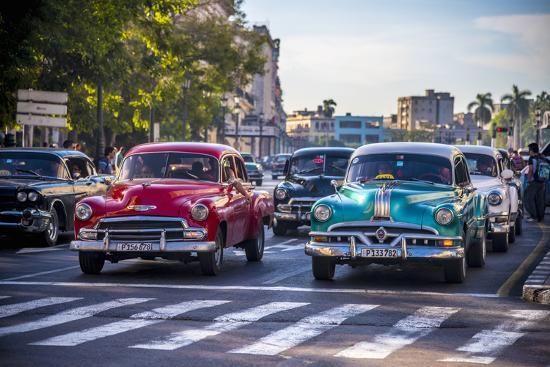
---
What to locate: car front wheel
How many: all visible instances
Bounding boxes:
[79,252,105,274]
[245,221,264,262]
[41,209,59,246]
[515,214,522,235]
[312,257,336,280]
[443,257,466,283]
[199,229,224,275]
[272,220,288,236]
[492,232,509,252]
[256,180,263,186]
[467,227,486,268]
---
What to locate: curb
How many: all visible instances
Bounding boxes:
[522,250,550,304]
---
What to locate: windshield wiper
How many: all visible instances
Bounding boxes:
[15,168,42,177]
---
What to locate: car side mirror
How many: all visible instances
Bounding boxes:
[501,169,514,181]
[283,159,290,176]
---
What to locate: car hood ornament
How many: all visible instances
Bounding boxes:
[128,204,157,212]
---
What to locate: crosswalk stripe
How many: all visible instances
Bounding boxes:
[335,306,459,359]
[440,309,549,364]
[0,297,81,319]
[0,298,152,338]
[0,296,11,300]
[130,301,309,351]
[229,303,378,356]
[31,300,229,346]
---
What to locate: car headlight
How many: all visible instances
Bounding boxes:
[16,191,27,202]
[275,188,287,200]
[75,203,93,221]
[487,191,503,206]
[27,191,40,202]
[191,204,209,221]
[314,204,332,222]
[435,208,454,225]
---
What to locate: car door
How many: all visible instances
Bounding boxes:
[455,156,476,244]
[233,155,251,240]
[65,157,95,201]
[220,155,244,246]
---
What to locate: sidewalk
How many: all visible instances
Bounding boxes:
[522,214,550,304]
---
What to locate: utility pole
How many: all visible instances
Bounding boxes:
[477,120,482,146]
[96,80,104,159]
[535,109,542,146]
[234,97,241,151]
[258,112,264,158]
[181,75,191,142]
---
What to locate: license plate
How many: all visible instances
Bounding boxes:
[117,242,153,251]
[361,248,399,257]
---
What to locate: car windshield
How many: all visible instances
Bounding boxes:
[242,155,254,163]
[0,152,64,178]
[120,152,219,182]
[274,155,290,163]
[245,163,258,171]
[290,153,350,177]
[463,153,498,177]
[347,153,453,185]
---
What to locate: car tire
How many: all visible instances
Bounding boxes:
[199,229,223,276]
[272,175,277,180]
[467,227,486,268]
[312,256,336,280]
[272,220,288,236]
[256,180,263,186]
[79,252,105,274]
[515,215,523,235]
[245,221,264,262]
[508,224,516,244]
[492,232,509,252]
[41,208,59,246]
[443,257,466,283]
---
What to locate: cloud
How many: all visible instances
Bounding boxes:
[465,14,550,77]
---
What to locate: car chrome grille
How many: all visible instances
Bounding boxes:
[96,217,186,241]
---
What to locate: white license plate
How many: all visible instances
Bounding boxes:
[117,242,153,251]
[361,248,399,258]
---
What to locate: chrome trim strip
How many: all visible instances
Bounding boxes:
[327,221,439,235]
[310,230,461,248]
[288,197,320,203]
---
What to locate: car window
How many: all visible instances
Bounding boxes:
[86,161,96,176]
[234,156,247,181]
[66,157,92,179]
[0,152,63,179]
[221,156,236,183]
[455,157,469,186]
[463,153,498,177]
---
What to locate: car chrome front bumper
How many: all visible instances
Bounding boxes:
[0,209,51,233]
[70,240,216,253]
[274,211,310,222]
[487,213,511,234]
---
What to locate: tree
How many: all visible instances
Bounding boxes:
[467,92,493,128]
[501,85,531,149]
[322,99,337,118]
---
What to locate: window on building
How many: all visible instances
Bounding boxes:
[340,120,361,129]
[365,135,380,144]
[365,122,379,128]
[340,134,362,144]
[315,122,319,129]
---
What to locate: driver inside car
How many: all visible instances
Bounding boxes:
[476,158,494,176]
[188,161,204,180]
[375,162,394,179]
[222,161,252,202]
[439,167,451,185]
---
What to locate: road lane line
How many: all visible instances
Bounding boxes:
[131,302,308,351]
[498,223,550,297]
[0,296,10,300]
[440,309,549,364]
[0,298,152,338]
[31,300,229,346]
[0,297,81,319]
[2,266,80,281]
[335,306,459,359]
[16,244,67,254]
[229,304,378,356]
[265,239,298,249]
[0,280,500,298]
[262,268,309,285]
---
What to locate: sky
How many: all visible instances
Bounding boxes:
[241,0,550,116]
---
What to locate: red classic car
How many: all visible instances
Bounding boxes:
[70,142,274,275]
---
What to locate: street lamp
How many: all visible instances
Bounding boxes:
[258,112,264,159]
[536,109,542,146]
[181,75,191,142]
[477,120,482,146]
[219,95,228,144]
[234,96,240,151]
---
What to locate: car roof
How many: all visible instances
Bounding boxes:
[126,142,239,160]
[0,147,90,159]
[353,142,461,160]
[293,147,355,158]
[455,145,502,160]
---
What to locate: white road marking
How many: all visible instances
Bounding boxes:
[336,306,459,359]
[440,309,549,364]
[31,300,229,346]
[232,250,274,257]
[262,268,309,285]
[230,303,378,356]
[0,280,500,298]
[2,266,80,281]
[269,239,298,247]
[0,297,81,319]
[0,296,10,300]
[16,244,67,254]
[0,298,152,338]
[131,301,308,351]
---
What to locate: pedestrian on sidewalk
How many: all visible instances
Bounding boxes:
[524,142,549,222]
[98,146,116,175]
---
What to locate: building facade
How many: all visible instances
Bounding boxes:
[334,114,384,147]
[286,107,334,149]
[397,89,454,131]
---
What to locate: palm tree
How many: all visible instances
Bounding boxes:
[322,99,337,118]
[467,93,494,144]
[501,85,531,149]
[535,91,550,110]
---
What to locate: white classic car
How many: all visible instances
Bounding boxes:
[457,145,522,252]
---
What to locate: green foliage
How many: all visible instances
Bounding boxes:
[322,99,337,118]
[467,92,493,125]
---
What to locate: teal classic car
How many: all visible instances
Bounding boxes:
[305,143,488,283]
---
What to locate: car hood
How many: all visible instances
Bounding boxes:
[102,179,222,217]
[0,178,51,188]
[337,180,458,226]
[281,175,342,198]
[470,175,502,191]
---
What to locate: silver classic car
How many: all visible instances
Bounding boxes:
[457,145,522,252]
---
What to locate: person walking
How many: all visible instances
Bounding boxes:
[524,142,549,222]
[98,146,116,175]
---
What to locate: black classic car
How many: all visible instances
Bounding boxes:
[0,148,111,245]
[272,147,354,235]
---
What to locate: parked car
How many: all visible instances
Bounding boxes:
[71,142,274,275]
[305,143,488,283]
[273,147,354,235]
[0,148,111,246]
[245,161,264,186]
[271,153,291,179]
[260,156,273,170]
[241,152,256,163]
[458,145,521,252]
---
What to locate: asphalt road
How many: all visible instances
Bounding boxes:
[0,175,549,367]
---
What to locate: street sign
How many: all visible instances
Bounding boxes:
[17,89,68,104]
[16,114,67,128]
[17,102,67,116]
